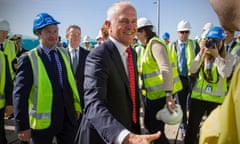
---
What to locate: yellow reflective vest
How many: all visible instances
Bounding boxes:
[141,37,182,100]
[199,63,240,144]
[191,64,228,104]
[169,39,196,76]
[28,48,81,130]
[2,39,16,79]
[230,41,240,55]
[0,51,6,108]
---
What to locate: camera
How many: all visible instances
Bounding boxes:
[205,39,217,49]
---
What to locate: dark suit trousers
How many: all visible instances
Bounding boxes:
[0,108,7,144]
[177,76,191,127]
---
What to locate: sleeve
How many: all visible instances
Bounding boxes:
[215,54,235,78]
[190,53,204,74]
[151,41,173,91]
[13,54,33,132]
[83,50,126,143]
[4,55,13,106]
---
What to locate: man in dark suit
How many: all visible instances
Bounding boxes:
[12,12,81,144]
[75,1,160,144]
[65,24,89,109]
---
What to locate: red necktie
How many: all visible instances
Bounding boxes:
[126,47,137,124]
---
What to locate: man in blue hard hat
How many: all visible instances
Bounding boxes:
[162,32,170,45]
[13,12,82,144]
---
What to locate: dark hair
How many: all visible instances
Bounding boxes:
[139,26,157,43]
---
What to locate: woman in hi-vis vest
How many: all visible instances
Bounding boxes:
[185,26,235,144]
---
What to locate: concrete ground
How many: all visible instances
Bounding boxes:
[5,107,184,144]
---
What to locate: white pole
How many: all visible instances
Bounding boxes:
[154,0,160,36]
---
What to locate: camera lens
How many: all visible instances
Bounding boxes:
[205,39,216,49]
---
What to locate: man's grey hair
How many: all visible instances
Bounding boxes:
[106,1,134,21]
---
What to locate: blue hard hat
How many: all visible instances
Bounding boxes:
[33,13,60,34]
[162,32,170,40]
[205,26,225,40]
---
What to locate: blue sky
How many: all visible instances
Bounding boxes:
[0,0,219,41]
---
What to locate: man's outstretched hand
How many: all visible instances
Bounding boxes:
[123,131,161,144]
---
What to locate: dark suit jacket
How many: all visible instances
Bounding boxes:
[75,39,141,144]
[13,47,78,135]
[69,46,89,107]
[2,54,13,107]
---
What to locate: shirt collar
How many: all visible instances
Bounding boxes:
[40,45,57,55]
[178,40,187,45]
[68,46,79,53]
[109,36,128,55]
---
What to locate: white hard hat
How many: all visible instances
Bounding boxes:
[156,104,183,125]
[0,18,10,32]
[177,20,191,31]
[96,30,102,40]
[137,17,153,29]
[202,22,214,31]
[83,35,91,43]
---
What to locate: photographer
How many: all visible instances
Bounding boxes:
[184,26,235,144]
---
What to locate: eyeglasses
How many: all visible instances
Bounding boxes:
[179,31,190,34]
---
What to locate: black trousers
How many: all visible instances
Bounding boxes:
[0,108,7,144]
[185,99,220,144]
[177,76,191,128]
[144,97,169,144]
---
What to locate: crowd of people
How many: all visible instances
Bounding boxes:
[0,0,240,144]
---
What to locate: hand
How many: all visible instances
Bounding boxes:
[75,112,81,120]
[18,129,31,142]
[166,96,176,113]
[205,45,219,58]
[4,105,13,117]
[123,131,161,144]
[199,40,207,56]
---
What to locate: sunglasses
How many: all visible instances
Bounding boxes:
[179,31,190,34]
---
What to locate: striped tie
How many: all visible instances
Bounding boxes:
[126,47,137,124]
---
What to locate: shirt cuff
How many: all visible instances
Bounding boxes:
[114,129,130,144]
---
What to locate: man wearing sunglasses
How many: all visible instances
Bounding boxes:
[169,20,200,139]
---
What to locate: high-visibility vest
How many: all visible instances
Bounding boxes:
[141,37,182,100]
[230,41,240,55]
[169,39,196,76]
[199,63,240,144]
[2,39,16,79]
[191,64,228,104]
[28,48,81,130]
[0,51,6,109]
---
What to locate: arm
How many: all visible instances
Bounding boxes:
[204,43,234,78]
[13,54,33,133]
[83,50,126,143]
[4,54,13,117]
[151,41,176,111]
[190,43,205,74]
[151,41,173,92]
[215,54,235,78]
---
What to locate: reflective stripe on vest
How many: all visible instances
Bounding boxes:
[0,52,6,108]
[28,48,81,130]
[191,64,227,104]
[3,40,16,79]
[142,37,182,100]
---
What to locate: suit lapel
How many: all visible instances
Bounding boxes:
[106,40,129,87]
